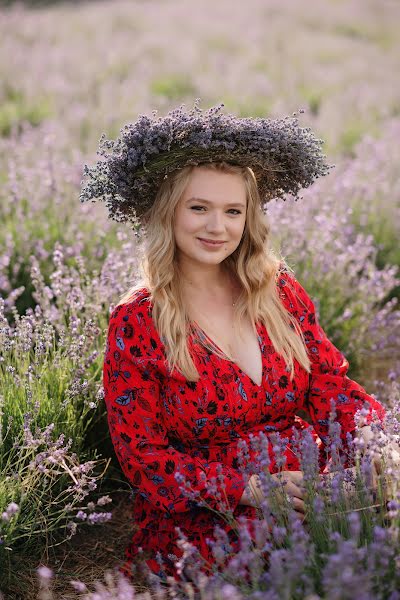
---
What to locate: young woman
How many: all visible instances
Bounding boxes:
[81,103,387,584]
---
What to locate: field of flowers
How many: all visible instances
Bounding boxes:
[0,0,400,598]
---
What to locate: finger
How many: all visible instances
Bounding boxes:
[286,471,304,487]
[388,444,400,466]
[372,454,383,476]
[285,482,306,501]
[291,497,306,514]
[294,509,307,524]
[275,482,304,505]
[290,474,307,495]
[275,471,301,483]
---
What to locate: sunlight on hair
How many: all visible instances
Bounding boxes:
[116,162,311,381]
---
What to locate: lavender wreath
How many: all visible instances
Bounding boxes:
[79,99,333,228]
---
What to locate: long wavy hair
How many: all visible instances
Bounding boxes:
[116,161,311,381]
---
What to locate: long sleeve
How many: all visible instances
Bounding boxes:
[103,301,246,516]
[277,269,386,450]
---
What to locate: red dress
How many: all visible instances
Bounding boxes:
[103,268,386,583]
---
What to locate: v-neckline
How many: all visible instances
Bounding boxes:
[192,320,264,388]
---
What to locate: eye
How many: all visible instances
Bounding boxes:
[190,206,242,215]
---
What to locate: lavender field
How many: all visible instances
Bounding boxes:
[1,0,400,598]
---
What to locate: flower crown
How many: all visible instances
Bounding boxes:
[79,99,333,227]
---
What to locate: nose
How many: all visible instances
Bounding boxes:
[205,210,226,233]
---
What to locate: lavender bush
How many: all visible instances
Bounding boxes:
[29,390,400,599]
[1,0,399,154]
[0,419,112,554]
[0,208,145,594]
[0,0,399,597]
[334,118,400,273]
[266,119,400,392]
[0,289,114,591]
[0,123,122,319]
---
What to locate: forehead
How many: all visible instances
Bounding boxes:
[182,167,247,206]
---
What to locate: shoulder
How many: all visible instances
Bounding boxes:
[109,288,153,324]
[106,289,167,368]
[106,288,156,346]
[275,263,299,299]
[275,264,315,315]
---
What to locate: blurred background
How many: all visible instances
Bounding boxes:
[0,0,399,596]
[1,0,399,381]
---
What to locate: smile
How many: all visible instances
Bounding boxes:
[197,238,226,245]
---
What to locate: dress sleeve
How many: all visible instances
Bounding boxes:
[277,269,386,450]
[103,301,246,516]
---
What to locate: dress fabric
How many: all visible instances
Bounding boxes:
[103,268,386,583]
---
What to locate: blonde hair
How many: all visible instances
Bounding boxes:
[117,162,311,381]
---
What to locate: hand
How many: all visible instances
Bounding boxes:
[271,470,307,518]
[320,466,358,501]
[240,474,264,508]
[369,442,400,505]
[355,426,400,501]
[240,471,307,522]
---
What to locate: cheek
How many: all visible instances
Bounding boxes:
[179,211,199,233]
[234,219,246,237]
[173,212,197,243]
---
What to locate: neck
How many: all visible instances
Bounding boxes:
[181,275,239,310]
[178,265,229,292]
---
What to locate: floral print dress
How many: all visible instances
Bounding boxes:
[103,268,386,583]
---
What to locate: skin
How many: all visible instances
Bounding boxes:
[173,167,394,520]
[245,425,400,521]
[174,165,247,301]
[243,472,307,518]
[174,167,308,513]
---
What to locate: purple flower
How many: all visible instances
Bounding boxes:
[69,580,87,592]
[1,502,19,522]
[87,511,112,524]
[80,101,332,226]
[37,565,53,580]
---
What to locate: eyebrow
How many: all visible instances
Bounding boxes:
[187,197,246,208]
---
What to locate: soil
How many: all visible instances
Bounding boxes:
[2,491,155,600]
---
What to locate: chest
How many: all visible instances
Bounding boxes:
[195,313,263,387]
[160,329,309,448]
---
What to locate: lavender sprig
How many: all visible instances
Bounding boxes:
[79,100,333,225]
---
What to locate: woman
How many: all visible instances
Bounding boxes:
[81,102,387,584]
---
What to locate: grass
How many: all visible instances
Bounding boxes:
[0,84,54,138]
[150,74,197,101]
[1,491,149,600]
[215,95,274,119]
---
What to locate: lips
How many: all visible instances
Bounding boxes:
[198,238,225,244]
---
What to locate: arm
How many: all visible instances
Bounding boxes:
[103,302,246,515]
[278,270,386,468]
[355,424,400,473]
[240,475,261,507]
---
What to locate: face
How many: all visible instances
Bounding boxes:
[173,166,247,274]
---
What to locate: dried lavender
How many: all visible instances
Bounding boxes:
[80,100,333,226]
